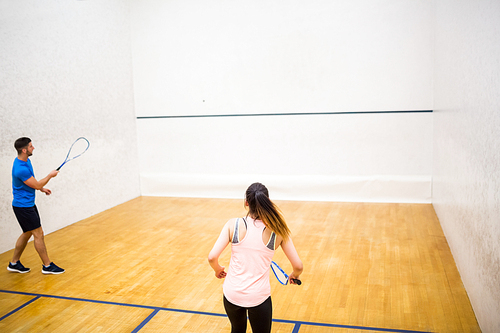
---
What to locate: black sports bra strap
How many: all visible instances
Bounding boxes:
[232,218,239,243]
[266,232,276,250]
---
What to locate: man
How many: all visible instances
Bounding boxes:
[8,137,65,274]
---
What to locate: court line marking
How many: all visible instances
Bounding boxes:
[0,290,432,333]
[131,308,159,333]
[292,323,302,333]
[137,110,433,119]
[0,295,41,321]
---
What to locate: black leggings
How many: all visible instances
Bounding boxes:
[223,295,272,333]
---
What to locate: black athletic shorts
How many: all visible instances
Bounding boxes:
[12,205,42,233]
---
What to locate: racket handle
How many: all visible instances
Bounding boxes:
[291,278,302,285]
[56,167,61,171]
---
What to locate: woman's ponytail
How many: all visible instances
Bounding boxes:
[246,183,291,239]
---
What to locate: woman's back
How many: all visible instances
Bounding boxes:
[223,217,275,307]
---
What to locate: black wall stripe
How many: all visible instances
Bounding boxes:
[137,110,433,119]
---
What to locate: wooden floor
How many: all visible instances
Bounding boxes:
[0,197,480,333]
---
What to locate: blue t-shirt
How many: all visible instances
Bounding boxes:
[12,158,36,207]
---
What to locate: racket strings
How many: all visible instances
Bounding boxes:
[57,137,90,170]
[271,261,289,285]
[66,138,90,160]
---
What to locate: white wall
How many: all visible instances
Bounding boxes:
[137,113,433,202]
[433,1,500,332]
[132,0,434,203]
[132,0,433,117]
[0,0,141,254]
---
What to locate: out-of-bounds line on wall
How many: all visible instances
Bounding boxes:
[136,110,433,119]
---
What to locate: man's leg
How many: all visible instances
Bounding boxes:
[31,227,51,266]
[11,231,32,263]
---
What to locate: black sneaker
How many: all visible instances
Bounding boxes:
[42,262,65,275]
[7,261,31,273]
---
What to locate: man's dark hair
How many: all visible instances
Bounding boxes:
[14,137,31,154]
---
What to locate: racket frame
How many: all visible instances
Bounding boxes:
[57,137,90,170]
[271,261,302,285]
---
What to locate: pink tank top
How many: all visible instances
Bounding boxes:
[223,218,275,307]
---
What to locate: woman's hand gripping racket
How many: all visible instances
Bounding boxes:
[271,261,302,285]
[57,137,90,170]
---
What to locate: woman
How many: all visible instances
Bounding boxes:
[208,182,303,333]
